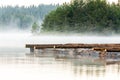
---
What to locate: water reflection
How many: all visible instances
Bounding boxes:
[0,54,119,80]
[0,47,120,80]
[1,33,120,80]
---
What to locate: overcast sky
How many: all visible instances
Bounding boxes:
[0,0,70,6]
[0,0,118,7]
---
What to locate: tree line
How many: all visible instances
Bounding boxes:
[0,4,57,30]
[42,0,120,35]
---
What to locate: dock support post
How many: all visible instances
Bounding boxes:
[30,48,34,53]
[30,46,36,55]
[99,49,107,59]
[41,49,45,54]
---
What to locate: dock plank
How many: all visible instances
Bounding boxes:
[26,43,120,48]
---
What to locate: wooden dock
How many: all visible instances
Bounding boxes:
[26,43,120,65]
[26,43,120,52]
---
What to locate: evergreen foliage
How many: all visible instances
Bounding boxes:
[0,4,57,30]
[42,0,120,34]
[31,22,39,33]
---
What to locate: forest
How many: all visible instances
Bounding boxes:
[0,4,57,30]
[42,0,120,35]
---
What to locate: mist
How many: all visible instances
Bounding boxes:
[1,24,120,56]
[0,31,120,80]
[1,31,120,48]
[0,1,120,80]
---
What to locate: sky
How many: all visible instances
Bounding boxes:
[107,0,118,4]
[0,0,70,6]
[0,0,118,7]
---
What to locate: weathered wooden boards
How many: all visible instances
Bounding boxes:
[26,43,120,52]
[93,47,120,52]
[26,43,120,65]
[26,43,120,48]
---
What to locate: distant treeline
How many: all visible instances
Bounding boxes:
[0,4,57,29]
[42,0,120,35]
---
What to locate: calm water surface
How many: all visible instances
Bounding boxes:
[0,32,120,80]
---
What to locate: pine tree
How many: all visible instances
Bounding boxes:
[31,22,39,33]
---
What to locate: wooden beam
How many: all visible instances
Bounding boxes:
[26,43,120,52]
[93,47,120,52]
[26,43,120,48]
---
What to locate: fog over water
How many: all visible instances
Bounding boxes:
[0,31,120,48]
[1,31,120,55]
[0,31,120,80]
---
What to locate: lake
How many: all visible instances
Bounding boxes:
[0,32,120,80]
